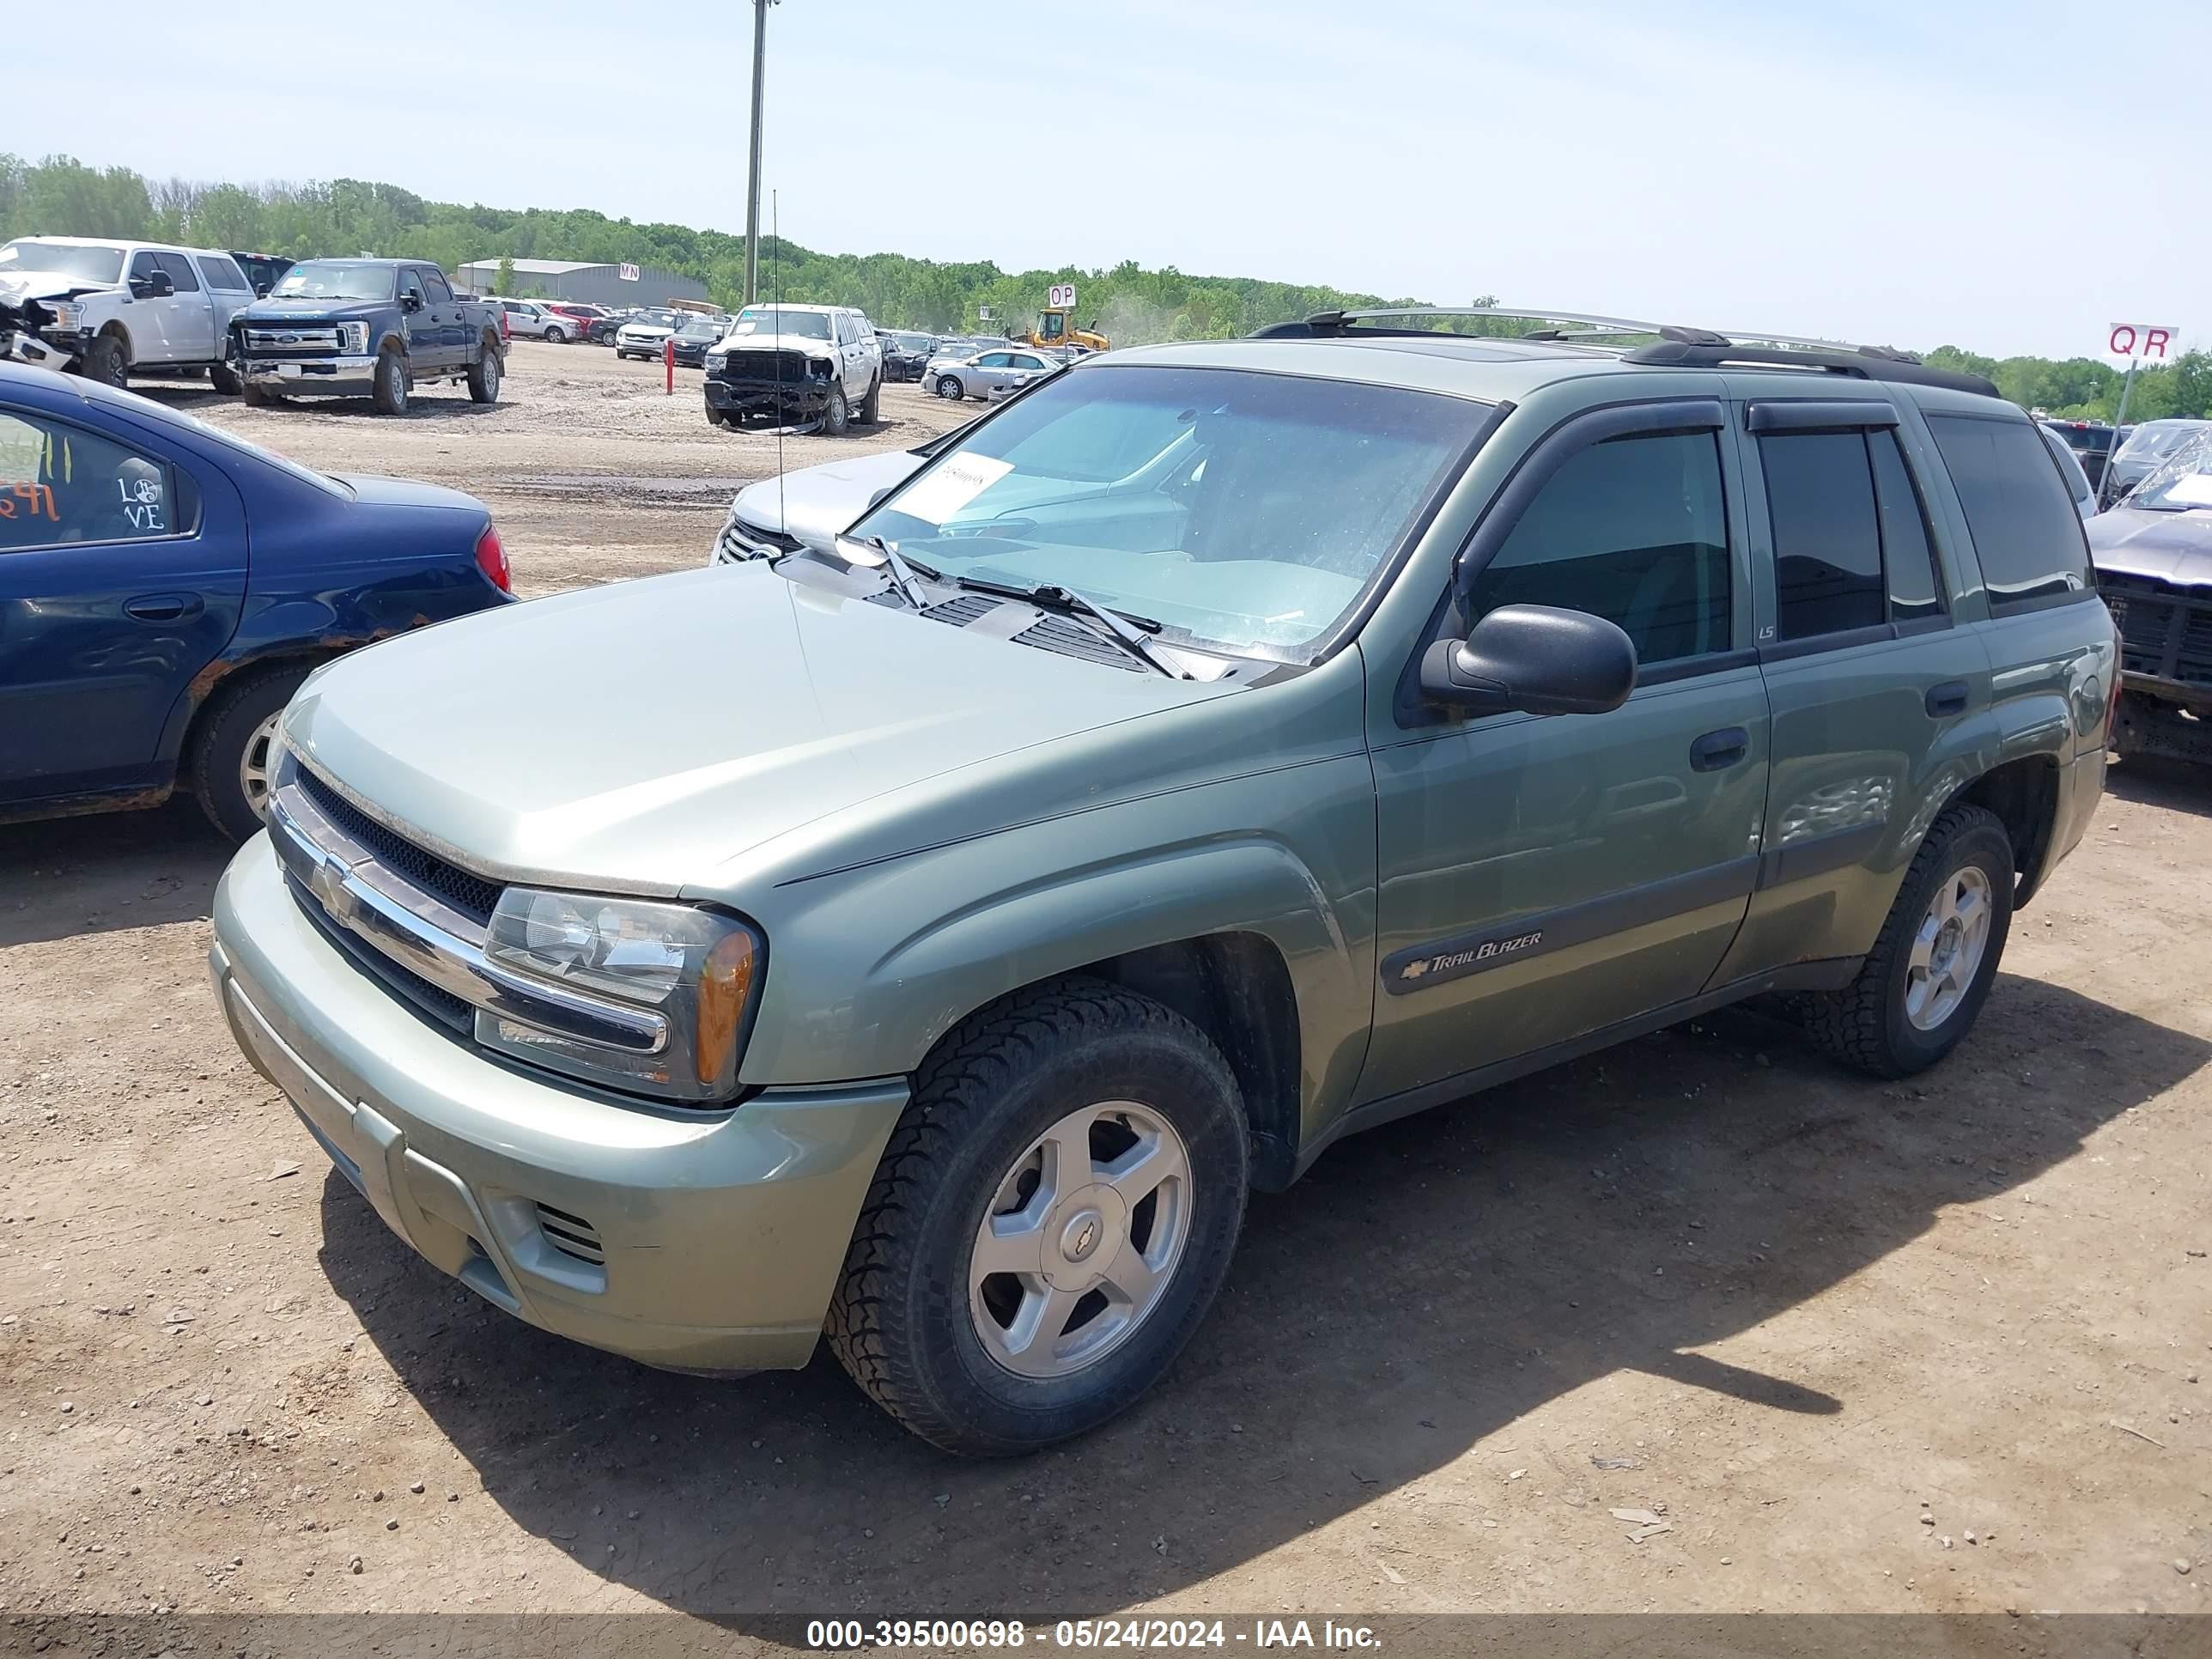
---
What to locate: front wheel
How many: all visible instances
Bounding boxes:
[827,977,1250,1455]
[544,325,566,343]
[371,347,410,415]
[1795,804,2014,1077]
[935,374,964,401]
[822,381,850,436]
[858,373,881,424]
[79,332,129,389]
[209,361,243,396]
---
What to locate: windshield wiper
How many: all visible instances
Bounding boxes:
[842,533,941,609]
[951,574,1189,679]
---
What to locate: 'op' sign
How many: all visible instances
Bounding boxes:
[1048,283,1077,308]
[2108,323,2179,359]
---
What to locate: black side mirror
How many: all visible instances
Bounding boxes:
[252,283,271,297]
[402,293,422,313]
[1419,603,1638,717]
[131,270,174,299]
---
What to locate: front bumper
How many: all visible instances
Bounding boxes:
[703,376,832,419]
[209,834,907,1373]
[240,354,376,393]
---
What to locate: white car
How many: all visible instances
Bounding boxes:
[483,297,573,343]
[614,308,688,359]
[0,237,258,390]
[702,303,884,434]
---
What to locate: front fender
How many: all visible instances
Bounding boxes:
[732,756,1380,1132]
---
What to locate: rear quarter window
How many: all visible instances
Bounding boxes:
[1923,414,2092,612]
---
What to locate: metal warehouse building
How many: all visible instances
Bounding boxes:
[452,258,709,307]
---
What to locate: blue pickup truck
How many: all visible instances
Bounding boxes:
[0,359,512,839]
[229,258,503,416]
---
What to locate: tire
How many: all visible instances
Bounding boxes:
[544,325,565,343]
[859,373,881,424]
[704,406,732,428]
[935,374,964,401]
[823,381,850,436]
[467,345,501,404]
[371,347,410,416]
[827,976,1250,1456]
[208,361,243,396]
[1796,805,2015,1078]
[190,664,313,842]
[80,331,130,389]
[240,382,273,407]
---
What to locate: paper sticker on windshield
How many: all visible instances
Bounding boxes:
[2168,474,2212,507]
[893,453,1013,526]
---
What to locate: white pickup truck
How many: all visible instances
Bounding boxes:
[0,236,258,392]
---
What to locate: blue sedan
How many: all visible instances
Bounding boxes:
[0,361,513,840]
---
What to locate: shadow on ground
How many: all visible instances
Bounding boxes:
[2106,753,2212,816]
[316,972,2209,1621]
[0,799,230,948]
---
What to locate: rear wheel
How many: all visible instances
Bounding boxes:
[191,664,313,842]
[1795,805,2014,1077]
[80,332,129,389]
[371,347,410,415]
[935,374,964,401]
[823,381,850,436]
[828,977,1249,1455]
[467,346,501,404]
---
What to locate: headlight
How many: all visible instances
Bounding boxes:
[478,888,763,1103]
[808,356,834,379]
[704,351,726,372]
[336,321,369,354]
[46,301,84,331]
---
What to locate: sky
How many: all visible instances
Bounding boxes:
[8,0,2205,361]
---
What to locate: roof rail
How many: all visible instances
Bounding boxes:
[1248,305,2002,400]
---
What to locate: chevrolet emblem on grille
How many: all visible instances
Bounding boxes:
[307,856,354,927]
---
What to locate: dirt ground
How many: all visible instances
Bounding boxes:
[3,342,2210,1642]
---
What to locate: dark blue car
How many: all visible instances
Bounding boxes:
[0,360,512,840]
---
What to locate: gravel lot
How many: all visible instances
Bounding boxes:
[3,341,2209,1639]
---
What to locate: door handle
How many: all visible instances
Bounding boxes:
[124,593,203,623]
[1924,680,1969,719]
[1689,727,1750,772]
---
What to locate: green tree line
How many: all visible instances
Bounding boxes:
[3,152,2206,416]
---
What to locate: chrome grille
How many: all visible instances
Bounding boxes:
[712,514,804,565]
[294,765,502,926]
[240,326,341,356]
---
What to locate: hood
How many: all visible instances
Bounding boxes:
[237,295,389,324]
[720,330,838,356]
[283,562,1226,896]
[727,447,927,548]
[329,473,489,514]
[0,271,113,305]
[2087,507,2212,588]
[618,320,677,337]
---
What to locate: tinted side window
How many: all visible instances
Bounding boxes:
[398,270,428,307]
[421,270,453,303]
[1761,432,1884,640]
[0,409,195,550]
[153,252,201,293]
[128,251,161,284]
[1468,430,1732,667]
[1924,414,2093,610]
[1869,430,1942,622]
[195,255,249,292]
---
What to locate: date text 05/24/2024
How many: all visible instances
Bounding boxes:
[805,1619,1382,1650]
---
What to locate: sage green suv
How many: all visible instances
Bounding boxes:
[208,307,2116,1455]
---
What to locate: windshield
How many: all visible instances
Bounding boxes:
[895,332,933,351]
[849,363,1485,662]
[678,319,722,338]
[270,261,395,302]
[2114,421,2210,468]
[735,307,833,341]
[0,240,125,284]
[2122,431,2212,511]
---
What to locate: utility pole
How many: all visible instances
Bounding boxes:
[742,0,775,306]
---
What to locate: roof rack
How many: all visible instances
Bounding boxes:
[1249,305,2001,399]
